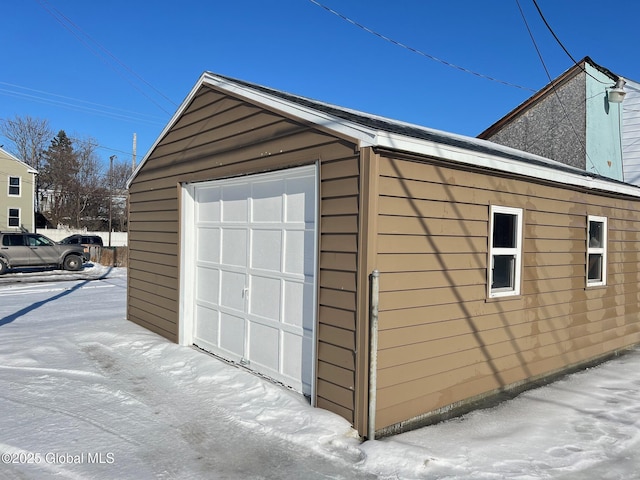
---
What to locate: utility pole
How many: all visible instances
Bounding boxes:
[109,155,116,247]
[132,133,137,172]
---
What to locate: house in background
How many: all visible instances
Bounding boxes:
[126,73,640,439]
[479,57,640,187]
[0,147,37,232]
[621,78,640,184]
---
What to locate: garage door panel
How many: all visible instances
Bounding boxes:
[249,322,280,372]
[220,270,246,312]
[197,227,220,263]
[249,275,281,321]
[221,228,247,267]
[196,186,221,222]
[219,312,246,359]
[222,184,249,222]
[252,180,284,222]
[284,230,315,275]
[285,176,315,223]
[283,280,314,330]
[282,331,302,382]
[196,266,220,305]
[250,229,282,272]
[282,331,313,392]
[195,304,219,345]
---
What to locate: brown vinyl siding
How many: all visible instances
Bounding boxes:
[128,85,363,427]
[371,152,640,431]
[316,157,361,424]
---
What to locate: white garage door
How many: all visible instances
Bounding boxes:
[186,165,317,396]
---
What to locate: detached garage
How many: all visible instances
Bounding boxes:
[127,72,640,439]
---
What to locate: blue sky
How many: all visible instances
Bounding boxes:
[3,0,640,170]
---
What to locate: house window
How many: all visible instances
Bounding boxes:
[587,215,607,286]
[8,176,20,196]
[489,205,523,298]
[8,208,20,228]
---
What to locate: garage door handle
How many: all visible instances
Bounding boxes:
[242,287,249,298]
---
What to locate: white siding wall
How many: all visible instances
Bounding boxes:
[622,80,640,186]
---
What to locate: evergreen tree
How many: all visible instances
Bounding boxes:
[40,131,79,227]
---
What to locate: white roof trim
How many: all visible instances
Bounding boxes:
[374,131,640,198]
[128,72,640,199]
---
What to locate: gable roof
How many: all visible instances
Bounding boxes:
[0,146,37,174]
[129,72,640,198]
[478,56,620,140]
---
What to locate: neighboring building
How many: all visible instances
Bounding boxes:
[127,73,640,438]
[621,78,640,185]
[0,147,37,232]
[479,56,640,186]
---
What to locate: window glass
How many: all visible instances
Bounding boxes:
[587,216,607,286]
[8,208,19,227]
[8,177,20,196]
[489,206,523,298]
[588,221,603,248]
[492,213,516,248]
[3,234,24,246]
[492,255,515,289]
[587,254,602,281]
[28,235,54,247]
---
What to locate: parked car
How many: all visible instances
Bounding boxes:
[59,234,104,261]
[0,232,85,274]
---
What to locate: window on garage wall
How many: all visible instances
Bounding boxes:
[587,215,607,287]
[489,205,523,298]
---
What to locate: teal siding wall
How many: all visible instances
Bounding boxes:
[585,63,624,181]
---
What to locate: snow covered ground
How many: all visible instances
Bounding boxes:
[0,264,639,479]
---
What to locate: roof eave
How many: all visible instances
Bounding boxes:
[375,131,640,198]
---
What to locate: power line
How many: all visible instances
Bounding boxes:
[531,0,579,65]
[515,0,602,176]
[0,84,165,127]
[530,0,610,86]
[35,0,177,115]
[308,0,536,92]
[0,82,166,123]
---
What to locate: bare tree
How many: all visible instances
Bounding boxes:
[0,115,53,169]
[71,137,106,229]
[2,117,129,231]
[109,158,131,232]
[1,115,54,224]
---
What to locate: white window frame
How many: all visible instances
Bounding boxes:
[488,205,523,298]
[8,208,20,228]
[8,176,21,197]
[587,215,607,287]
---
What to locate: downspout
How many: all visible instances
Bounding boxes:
[368,269,380,440]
